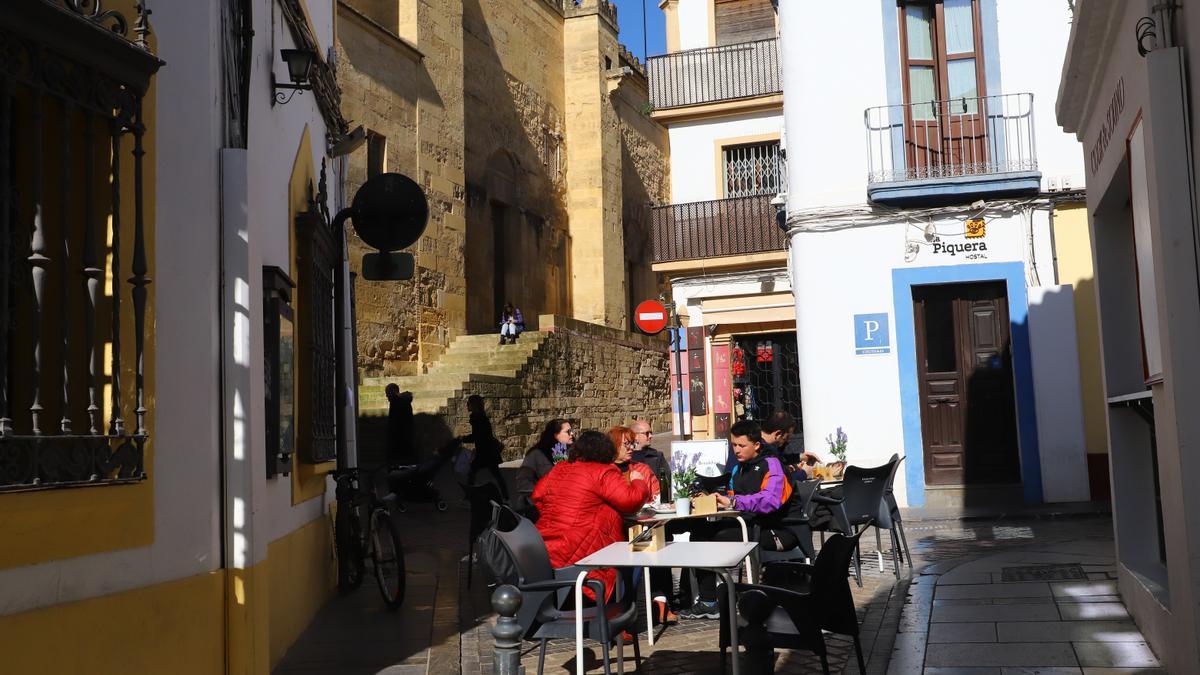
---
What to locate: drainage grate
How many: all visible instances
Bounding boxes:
[1001,564,1087,582]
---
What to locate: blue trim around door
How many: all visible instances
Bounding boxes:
[891,262,1043,506]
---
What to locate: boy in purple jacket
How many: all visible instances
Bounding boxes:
[678,419,797,620]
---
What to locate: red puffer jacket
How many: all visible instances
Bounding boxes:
[532,461,650,602]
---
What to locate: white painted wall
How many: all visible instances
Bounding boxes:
[788,205,1071,507]
[247,2,340,548]
[676,0,711,51]
[1026,285,1090,503]
[667,110,784,204]
[779,0,1086,213]
[779,0,887,210]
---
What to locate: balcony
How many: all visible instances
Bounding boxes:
[647,38,781,110]
[864,93,1041,206]
[651,194,786,264]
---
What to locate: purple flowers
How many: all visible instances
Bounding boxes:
[825,427,848,463]
[551,442,570,464]
[670,451,703,497]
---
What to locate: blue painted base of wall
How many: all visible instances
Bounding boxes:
[891,262,1043,506]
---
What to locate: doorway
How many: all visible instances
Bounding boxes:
[913,281,1019,485]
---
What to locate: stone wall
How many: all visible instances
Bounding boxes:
[358,315,671,465]
[337,0,668,377]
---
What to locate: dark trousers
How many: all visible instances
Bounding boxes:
[672,519,799,603]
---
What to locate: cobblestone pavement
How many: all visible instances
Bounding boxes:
[461,512,1121,675]
[273,467,1124,675]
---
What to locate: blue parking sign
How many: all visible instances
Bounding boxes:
[854,313,890,355]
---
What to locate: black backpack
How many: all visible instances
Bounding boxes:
[475,501,521,586]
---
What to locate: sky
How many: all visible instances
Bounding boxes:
[611,0,668,61]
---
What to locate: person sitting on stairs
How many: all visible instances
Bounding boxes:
[498,302,524,344]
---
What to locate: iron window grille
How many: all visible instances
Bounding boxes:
[0,2,161,492]
[724,141,786,198]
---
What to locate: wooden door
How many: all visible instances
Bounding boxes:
[914,282,1019,486]
[898,0,988,178]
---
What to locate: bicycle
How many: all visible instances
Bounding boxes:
[332,465,406,609]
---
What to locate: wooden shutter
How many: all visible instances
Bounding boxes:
[715,0,776,46]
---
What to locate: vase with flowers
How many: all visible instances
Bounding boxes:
[669,451,701,515]
[825,427,848,478]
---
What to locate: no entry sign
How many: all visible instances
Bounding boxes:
[634,300,669,335]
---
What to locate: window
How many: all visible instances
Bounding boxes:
[715,0,776,46]
[723,140,785,198]
[899,0,985,114]
[367,131,387,178]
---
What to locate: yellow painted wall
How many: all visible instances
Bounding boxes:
[267,513,337,668]
[1053,202,1109,456]
[0,571,224,675]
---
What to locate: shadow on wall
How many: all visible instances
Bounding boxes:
[462,0,571,334]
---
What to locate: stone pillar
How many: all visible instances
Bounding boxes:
[563,0,627,329]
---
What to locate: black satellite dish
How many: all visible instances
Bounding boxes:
[350,172,429,253]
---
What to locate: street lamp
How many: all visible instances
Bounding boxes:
[273,48,315,105]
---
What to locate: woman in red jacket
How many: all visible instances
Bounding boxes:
[533,430,650,602]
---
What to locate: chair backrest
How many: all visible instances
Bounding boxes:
[494,517,560,634]
[881,454,905,519]
[841,457,899,527]
[789,478,821,521]
[810,530,866,636]
[717,582,826,654]
[494,517,555,585]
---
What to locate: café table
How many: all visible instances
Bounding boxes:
[626,508,756,645]
[572,540,758,675]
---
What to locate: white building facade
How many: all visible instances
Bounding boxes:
[779,0,1094,509]
[1058,0,1200,668]
[651,0,797,440]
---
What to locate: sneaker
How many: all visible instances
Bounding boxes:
[678,600,719,620]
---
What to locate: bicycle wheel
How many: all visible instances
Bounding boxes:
[370,508,406,609]
[335,501,366,592]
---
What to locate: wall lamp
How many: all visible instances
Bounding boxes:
[273,48,315,105]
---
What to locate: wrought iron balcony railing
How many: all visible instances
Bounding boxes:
[651,194,786,263]
[0,1,161,491]
[864,92,1038,184]
[647,38,782,110]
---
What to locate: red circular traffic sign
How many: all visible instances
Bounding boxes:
[633,300,669,335]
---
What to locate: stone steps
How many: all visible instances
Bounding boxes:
[357,331,547,415]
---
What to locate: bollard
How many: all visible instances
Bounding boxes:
[492,584,525,675]
[738,589,776,674]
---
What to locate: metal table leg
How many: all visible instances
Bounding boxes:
[715,568,741,675]
[644,566,654,646]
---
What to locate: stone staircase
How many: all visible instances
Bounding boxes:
[358,332,549,416]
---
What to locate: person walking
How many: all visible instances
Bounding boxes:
[385,384,414,465]
[458,394,509,499]
[498,302,524,344]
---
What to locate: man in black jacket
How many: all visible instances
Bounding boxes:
[630,420,669,499]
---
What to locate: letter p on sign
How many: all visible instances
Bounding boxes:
[854,313,890,355]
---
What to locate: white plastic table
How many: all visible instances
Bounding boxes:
[626,509,756,644]
[572,540,758,675]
